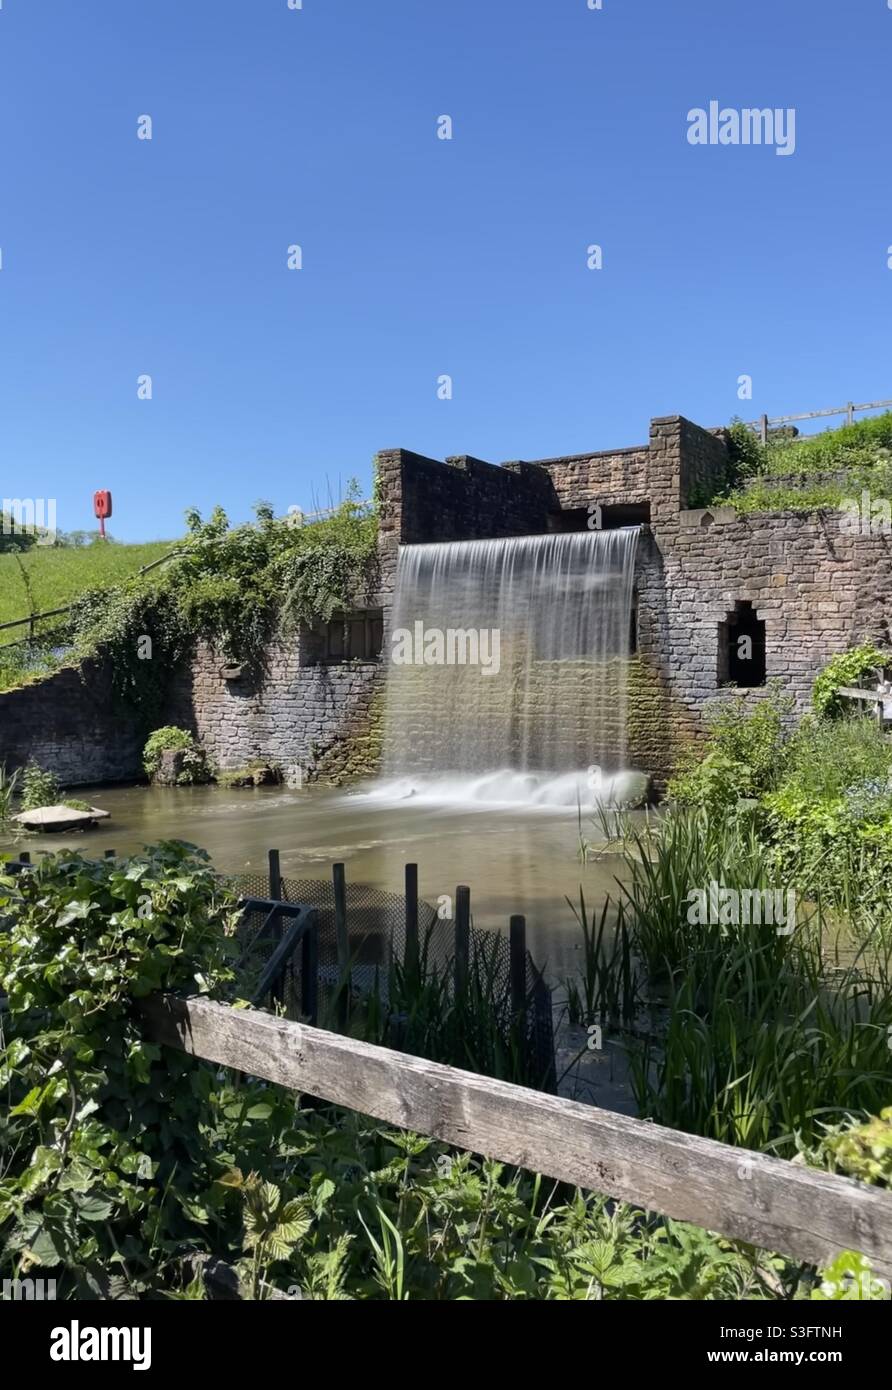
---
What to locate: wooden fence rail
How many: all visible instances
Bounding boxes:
[746,397,892,445]
[141,993,892,1278]
[0,548,186,646]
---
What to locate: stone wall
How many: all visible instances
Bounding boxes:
[167,639,386,783]
[374,447,558,547]
[0,658,143,787]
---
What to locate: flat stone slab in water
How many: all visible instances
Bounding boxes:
[14,805,111,832]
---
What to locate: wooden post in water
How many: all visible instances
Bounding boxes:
[454,885,471,996]
[333,862,350,1030]
[301,918,319,1025]
[509,915,527,1018]
[404,862,419,981]
[268,848,282,901]
[268,849,284,1006]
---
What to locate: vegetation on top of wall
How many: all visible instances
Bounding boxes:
[760,412,892,478]
[709,412,892,515]
[0,489,378,707]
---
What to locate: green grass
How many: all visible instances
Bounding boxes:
[761,411,892,479]
[714,411,892,513]
[0,540,178,632]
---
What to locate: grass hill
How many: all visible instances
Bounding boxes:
[0,540,178,632]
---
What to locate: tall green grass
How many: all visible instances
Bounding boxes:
[564,888,639,1030]
[0,765,20,826]
[579,805,892,1154]
[322,923,551,1090]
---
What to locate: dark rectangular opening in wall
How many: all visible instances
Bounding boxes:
[547,506,592,533]
[549,502,651,532]
[304,610,384,665]
[718,601,766,688]
[599,502,651,529]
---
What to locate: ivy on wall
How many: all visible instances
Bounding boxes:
[62,490,379,724]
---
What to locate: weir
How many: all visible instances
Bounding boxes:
[377,528,641,808]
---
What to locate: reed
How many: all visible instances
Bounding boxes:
[0,764,20,826]
[322,921,548,1090]
[596,803,892,1152]
[563,888,639,1029]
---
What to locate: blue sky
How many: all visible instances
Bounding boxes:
[1,0,890,541]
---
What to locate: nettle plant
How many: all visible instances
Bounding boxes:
[0,844,241,1296]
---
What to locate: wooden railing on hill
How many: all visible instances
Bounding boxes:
[0,548,186,647]
[140,993,892,1279]
[747,397,892,445]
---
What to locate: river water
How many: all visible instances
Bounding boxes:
[0,779,630,981]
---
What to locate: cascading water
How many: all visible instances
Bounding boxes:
[371,528,644,809]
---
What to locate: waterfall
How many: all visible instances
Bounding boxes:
[373,528,642,808]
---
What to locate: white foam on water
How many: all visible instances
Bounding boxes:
[360,768,648,811]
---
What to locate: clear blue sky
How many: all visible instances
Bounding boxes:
[2,0,890,541]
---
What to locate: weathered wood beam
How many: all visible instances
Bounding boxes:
[141,994,892,1276]
[837,686,886,703]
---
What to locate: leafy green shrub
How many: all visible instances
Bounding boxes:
[821,1111,892,1188]
[758,714,892,912]
[0,844,240,1296]
[20,760,61,811]
[812,644,889,717]
[811,1250,890,1301]
[762,787,892,918]
[142,726,210,784]
[726,418,767,481]
[783,713,892,802]
[668,684,793,811]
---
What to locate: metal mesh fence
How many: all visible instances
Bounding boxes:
[233,872,555,1090]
